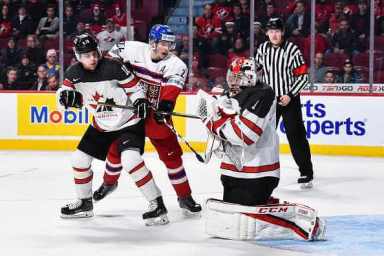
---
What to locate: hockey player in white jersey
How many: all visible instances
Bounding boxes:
[58,33,168,225]
[197,57,326,241]
[95,24,201,215]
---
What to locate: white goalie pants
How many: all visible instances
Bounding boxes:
[205,198,325,241]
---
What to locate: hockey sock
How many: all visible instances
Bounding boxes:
[72,150,93,199]
[165,159,192,198]
[103,141,122,186]
[122,150,161,201]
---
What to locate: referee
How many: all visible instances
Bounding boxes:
[255,17,313,187]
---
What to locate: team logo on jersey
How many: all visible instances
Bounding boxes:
[139,80,161,108]
[147,84,161,108]
[89,91,104,109]
[97,98,115,112]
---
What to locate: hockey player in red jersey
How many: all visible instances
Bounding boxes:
[58,33,168,225]
[198,57,326,241]
[94,24,201,215]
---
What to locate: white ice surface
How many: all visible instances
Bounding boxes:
[0,151,383,256]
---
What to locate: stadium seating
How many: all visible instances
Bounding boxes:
[354,66,369,81]
[207,67,226,79]
[323,52,349,69]
[207,54,227,68]
[374,36,384,51]
[374,70,384,83]
[0,38,8,49]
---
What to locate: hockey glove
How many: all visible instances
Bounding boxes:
[216,96,239,117]
[59,90,83,109]
[133,98,149,119]
[154,100,174,123]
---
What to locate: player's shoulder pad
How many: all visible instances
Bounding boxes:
[123,40,149,53]
[64,62,82,81]
[240,86,275,118]
[103,57,123,66]
[102,58,131,77]
[165,54,187,76]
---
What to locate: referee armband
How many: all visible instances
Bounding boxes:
[292,64,308,76]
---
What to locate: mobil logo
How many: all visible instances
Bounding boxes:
[30,106,90,124]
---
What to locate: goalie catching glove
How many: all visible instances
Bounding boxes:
[59,90,83,109]
[205,96,240,137]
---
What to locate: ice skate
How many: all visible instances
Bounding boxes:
[143,196,169,226]
[60,198,93,218]
[93,182,118,202]
[298,175,313,189]
[178,195,202,217]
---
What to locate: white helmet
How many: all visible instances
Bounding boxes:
[226,57,259,95]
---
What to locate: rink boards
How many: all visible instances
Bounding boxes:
[0,91,383,157]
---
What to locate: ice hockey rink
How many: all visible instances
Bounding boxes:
[0,151,383,256]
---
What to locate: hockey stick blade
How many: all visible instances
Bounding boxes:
[98,102,201,119]
[194,153,205,163]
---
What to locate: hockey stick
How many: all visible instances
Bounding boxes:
[162,119,206,163]
[97,102,201,119]
[98,101,206,163]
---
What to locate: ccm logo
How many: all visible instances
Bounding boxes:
[257,207,288,213]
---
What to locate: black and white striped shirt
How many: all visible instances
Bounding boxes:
[255,40,309,97]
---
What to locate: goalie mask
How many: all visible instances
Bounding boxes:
[226,57,259,95]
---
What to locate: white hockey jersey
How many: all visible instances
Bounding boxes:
[207,86,280,180]
[108,41,188,107]
[59,58,143,132]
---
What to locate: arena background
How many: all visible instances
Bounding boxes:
[0,0,383,156]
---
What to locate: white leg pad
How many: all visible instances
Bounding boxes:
[205,198,325,241]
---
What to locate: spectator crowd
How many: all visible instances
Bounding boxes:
[0,0,133,91]
[188,0,384,92]
[1,0,383,91]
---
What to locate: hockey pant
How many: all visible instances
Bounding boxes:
[102,133,193,199]
[205,198,326,241]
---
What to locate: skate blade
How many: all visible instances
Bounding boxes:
[60,210,94,219]
[145,214,169,226]
[300,181,313,189]
[181,208,202,218]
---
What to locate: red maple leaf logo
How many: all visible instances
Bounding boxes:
[90,91,103,109]
[92,91,103,102]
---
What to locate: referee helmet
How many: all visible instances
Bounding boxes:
[266,17,284,31]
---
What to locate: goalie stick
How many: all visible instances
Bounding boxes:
[97,102,201,119]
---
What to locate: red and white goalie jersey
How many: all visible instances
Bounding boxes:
[203,85,280,180]
[58,58,143,132]
[108,41,188,138]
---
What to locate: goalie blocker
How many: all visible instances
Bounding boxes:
[205,198,326,241]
